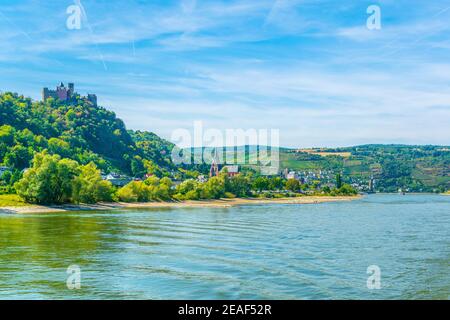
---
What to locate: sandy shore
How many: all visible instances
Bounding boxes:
[0,195,362,214]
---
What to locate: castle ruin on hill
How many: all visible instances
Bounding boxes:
[42,82,97,106]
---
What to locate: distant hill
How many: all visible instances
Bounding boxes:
[280,145,449,192]
[0,92,175,176]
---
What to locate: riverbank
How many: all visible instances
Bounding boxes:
[0,195,362,214]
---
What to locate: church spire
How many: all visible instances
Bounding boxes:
[209,148,220,177]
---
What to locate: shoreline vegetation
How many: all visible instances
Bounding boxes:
[0,195,362,214]
[0,151,361,214]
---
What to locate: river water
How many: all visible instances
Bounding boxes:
[0,194,448,299]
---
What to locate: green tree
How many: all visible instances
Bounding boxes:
[117,181,150,202]
[336,173,342,189]
[152,184,171,201]
[131,155,146,177]
[336,184,357,195]
[285,179,301,192]
[143,159,163,177]
[72,162,113,203]
[0,125,15,145]
[229,174,251,197]
[160,177,173,188]
[144,176,160,186]
[48,138,71,157]
[176,179,198,195]
[269,177,284,190]
[201,176,226,199]
[14,152,79,204]
[4,145,32,169]
[253,176,270,192]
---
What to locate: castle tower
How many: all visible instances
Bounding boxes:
[56,82,69,101]
[42,87,49,101]
[68,83,74,96]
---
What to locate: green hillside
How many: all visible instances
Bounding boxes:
[0,92,175,178]
[280,145,450,192]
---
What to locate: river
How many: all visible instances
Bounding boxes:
[0,194,448,299]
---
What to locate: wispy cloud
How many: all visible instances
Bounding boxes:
[0,0,449,147]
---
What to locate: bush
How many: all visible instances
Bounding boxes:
[172,193,185,201]
[117,181,150,202]
[117,186,138,202]
[224,192,236,199]
[285,179,301,192]
[72,163,113,203]
[185,190,200,200]
[329,184,358,196]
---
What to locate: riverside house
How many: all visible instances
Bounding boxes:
[102,172,132,187]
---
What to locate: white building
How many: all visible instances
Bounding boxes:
[286,171,299,180]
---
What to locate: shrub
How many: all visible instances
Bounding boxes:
[72,163,113,203]
[224,192,236,199]
[117,181,150,202]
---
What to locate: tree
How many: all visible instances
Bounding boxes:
[143,159,163,177]
[0,125,15,145]
[4,145,32,169]
[72,162,113,203]
[336,173,342,189]
[201,176,225,199]
[117,181,150,202]
[14,152,79,204]
[229,174,251,197]
[285,179,301,192]
[131,155,146,177]
[176,179,198,195]
[48,137,71,157]
[253,176,270,192]
[269,177,284,190]
[336,184,357,195]
[144,176,160,186]
[0,170,12,184]
[160,177,173,188]
[152,184,171,201]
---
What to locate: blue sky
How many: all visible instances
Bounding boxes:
[0,0,449,148]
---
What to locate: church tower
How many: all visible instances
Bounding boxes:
[209,148,220,177]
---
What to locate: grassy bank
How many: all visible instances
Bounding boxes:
[0,194,27,207]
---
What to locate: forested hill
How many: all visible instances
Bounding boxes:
[280,145,450,192]
[0,92,175,176]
